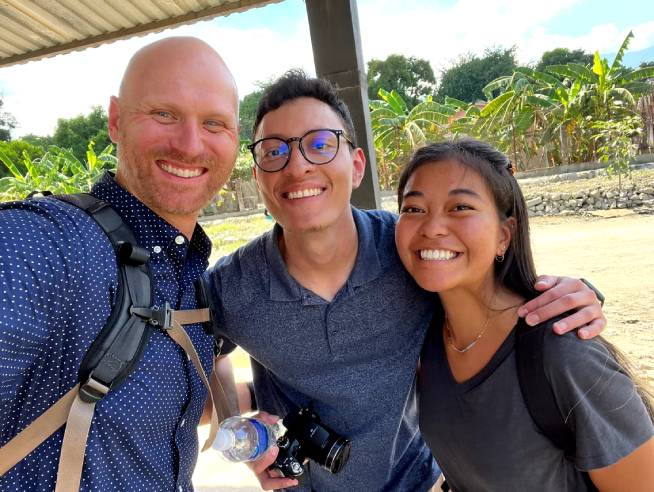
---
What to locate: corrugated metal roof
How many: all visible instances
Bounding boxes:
[0,0,281,67]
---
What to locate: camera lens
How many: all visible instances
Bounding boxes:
[324,436,351,473]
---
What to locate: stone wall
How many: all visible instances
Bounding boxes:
[522,168,654,216]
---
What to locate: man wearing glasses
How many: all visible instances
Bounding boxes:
[204,70,606,491]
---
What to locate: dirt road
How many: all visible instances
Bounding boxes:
[530,210,654,382]
[194,210,654,491]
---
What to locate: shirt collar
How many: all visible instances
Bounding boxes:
[90,172,212,265]
[263,206,383,302]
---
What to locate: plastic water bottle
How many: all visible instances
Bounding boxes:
[212,416,279,462]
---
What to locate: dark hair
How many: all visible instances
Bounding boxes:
[397,138,538,300]
[252,69,357,145]
[398,138,654,419]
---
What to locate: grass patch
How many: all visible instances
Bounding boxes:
[203,213,274,264]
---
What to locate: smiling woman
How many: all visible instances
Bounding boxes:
[395,138,654,491]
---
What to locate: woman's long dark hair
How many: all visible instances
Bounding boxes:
[398,138,653,418]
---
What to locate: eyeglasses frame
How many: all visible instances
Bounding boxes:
[247,128,355,173]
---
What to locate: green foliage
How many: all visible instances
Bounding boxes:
[591,115,643,198]
[370,89,453,189]
[0,141,117,201]
[367,54,436,108]
[437,47,518,103]
[232,142,255,181]
[0,140,45,178]
[536,48,594,72]
[21,133,54,148]
[0,96,17,142]
[462,32,654,168]
[51,106,113,163]
[239,89,264,142]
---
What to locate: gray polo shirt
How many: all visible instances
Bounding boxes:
[206,208,439,491]
[418,317,654,491]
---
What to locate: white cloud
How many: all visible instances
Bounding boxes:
[356,0,654,73]
[356,0,582,71]
[1,0,653,137]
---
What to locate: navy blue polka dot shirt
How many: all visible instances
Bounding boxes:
[0,173,214,491]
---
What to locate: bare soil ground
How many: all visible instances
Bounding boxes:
[529,209,654,382]
[193,209,654,491]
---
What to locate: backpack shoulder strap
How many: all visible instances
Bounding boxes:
[515,319,598,490]
[56,193,154,398]
[0,193,154,489]
[515,320,575,454]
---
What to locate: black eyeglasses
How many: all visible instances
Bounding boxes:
[248,128,355,173]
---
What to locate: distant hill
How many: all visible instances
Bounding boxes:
[604,45,654,67]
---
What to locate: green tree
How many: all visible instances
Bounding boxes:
[51,106,112,162]
[370,89,452,189]
[0,139,45,178]
[21,133,54,148]
[437,47,518,103]
[367,54,436,108]
[536,48,594,72]
[239,89,264,142]
[639,61,654,69]
[0,96,17,142]
[478,68,557,167]
[477,32,654,167]
[592,115,643,200]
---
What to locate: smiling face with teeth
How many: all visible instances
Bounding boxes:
[108,38,239,236]
[252,97,365,234]
[395,159,513,295]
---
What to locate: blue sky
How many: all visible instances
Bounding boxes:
[1,0,653,137]
[540,0,650,37]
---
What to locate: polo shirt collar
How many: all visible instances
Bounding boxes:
[264,206,383,302]
[90,172,212,265]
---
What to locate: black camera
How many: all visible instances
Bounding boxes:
[270,406,351,478]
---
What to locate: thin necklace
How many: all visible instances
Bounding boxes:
[444,302,522,354]
[444,315,490,354]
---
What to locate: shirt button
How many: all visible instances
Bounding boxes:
[174,235,185,245]
[178,486,183,492]
[180,418,186,427]
[153,245,162,254]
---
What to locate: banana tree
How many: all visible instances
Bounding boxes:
[370,89,453,188]
[0,141,116,201]
[477,69,556,169]
[546,31,654,160]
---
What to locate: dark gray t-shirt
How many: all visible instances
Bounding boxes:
[206,208,439,491]
[418,317,653,492]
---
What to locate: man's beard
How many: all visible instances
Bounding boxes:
[116,146,227,218]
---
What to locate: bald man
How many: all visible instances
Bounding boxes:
[0,37,239,491]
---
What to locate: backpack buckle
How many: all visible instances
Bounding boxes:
[130,302,172,329]
[79,375,110,403]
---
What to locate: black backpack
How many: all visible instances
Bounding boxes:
[515,320,599,491]
[0,192,229,491]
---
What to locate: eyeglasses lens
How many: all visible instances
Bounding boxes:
[254,140,290,171]
[302,130,339,164]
